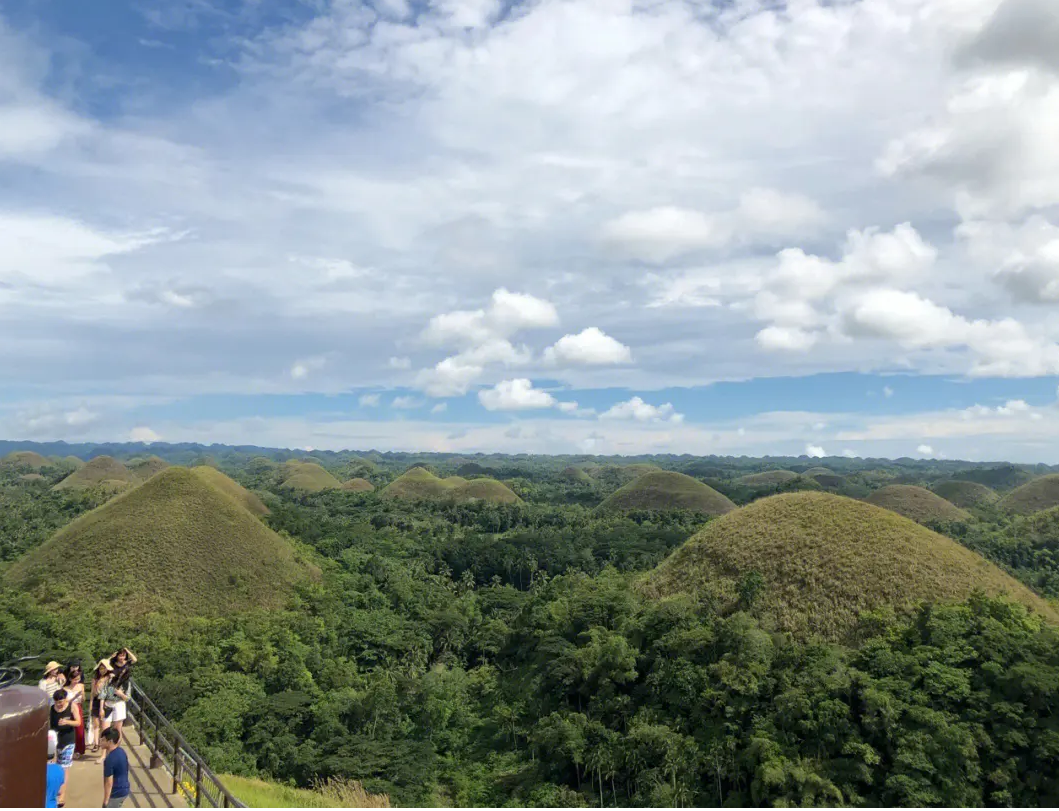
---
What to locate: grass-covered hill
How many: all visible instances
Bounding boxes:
[999,475,1059,515]
[865,484,971,524]
[128,455,170,482]
[5,467,310,617]
[191,466,270,516]
[641,492,1057,640]
[381,467,521,504]
[280,461,342,492]
[931,480,1000,509]
[339,478,375,493]
[52,455,135,490]
[596,470,736,516]
[1,451,50,470]
[960,464,1035,491]
[561,466,594,484]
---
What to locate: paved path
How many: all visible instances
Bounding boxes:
[64,723,188,808]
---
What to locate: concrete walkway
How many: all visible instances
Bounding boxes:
[64,723,188,808]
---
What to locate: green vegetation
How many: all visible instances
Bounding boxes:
[220,775,389,808]
[280,462,342,492]
[191,466,270,516]
[4,447,1059,807]
[1,450,49,470]
[736,469,801,487]
[381,467,521,504]
[561,466,593,484]
[865,484,971,524]
[6,467,311,617]
[642,492,1055,639]
[1000,474,1059,515]
[128,455,170,482]
[53,455,134,490]
[596,470,735,516]
[960,464,1035,490]
[339,478,375,493]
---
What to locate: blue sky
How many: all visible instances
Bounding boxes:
[2,0,1059,460]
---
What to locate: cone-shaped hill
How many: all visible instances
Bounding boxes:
[865,484,971,524]
[339,477,375,493]
[190,466,270,516]
[561,466,594,484]
[6,467,310,617]
[596,471,736,516]
[128,455,170,482]
[381,467,521,504]
[737,470,801,487]
[1,451,49,470]
[1000,475,1059,515]
[931,480,1000,509]
[279,461,342,492]
[52,456,135,490]
[641,492,1057,640]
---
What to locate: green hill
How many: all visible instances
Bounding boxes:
[561,466,593,484]
[737,470,801,487]
[280,462,342,492]
[596,471,736,516]
[381,467,521,504]
[128,455,170,482]
[961,465,1035,491]
[339,478,375,493]
[1,451,49,470]
[590,464,660,486]
[53,456,135,490]
[803,467,834,476]
[1000,475,1059,515]
[191,466,270,516]
[19,473,46,483]
[930,480,1000,509]
[865,484,971,524]
[641,492,1057,640]
[810,472,846,489]
[6,467,309,617]
[61,456,85,469]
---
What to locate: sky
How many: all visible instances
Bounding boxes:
[1,0,1058,461]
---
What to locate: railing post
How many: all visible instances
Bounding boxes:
[150,706,162,769]
[172,747,180,796]
[196,761,203,808]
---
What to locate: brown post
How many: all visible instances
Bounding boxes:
[173,749,180,795]
[195,761,203,807]
[0,686,49,806]
[150,709,162,769]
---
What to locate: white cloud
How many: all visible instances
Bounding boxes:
[388,356,412,370]
[600,396,684,424]
[544,327,632,366]
[841,449,860,458]
[430,402,447,414]
[756,326,818,352]
[556,401,579,414]
[805,444,827,458]
[358,393,381,407]
[290,356,326,380]
[392,395,422,409]
[883,385,894,398]
[917,444,935,455]
[129,426,161,442]
[478,378,556,411]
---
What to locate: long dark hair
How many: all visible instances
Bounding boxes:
[65,662,83,684]
[110,648,133,690]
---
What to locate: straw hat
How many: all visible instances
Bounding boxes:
[94,658,113,673]
[43,661,63,676]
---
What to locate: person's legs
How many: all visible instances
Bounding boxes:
[105,796,126,808]
[111,701,127,734]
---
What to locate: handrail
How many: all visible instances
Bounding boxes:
[127,680,246,808]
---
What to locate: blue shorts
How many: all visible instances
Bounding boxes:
[58,743,75,768]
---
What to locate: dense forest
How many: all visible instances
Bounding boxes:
[3,446,1059,806]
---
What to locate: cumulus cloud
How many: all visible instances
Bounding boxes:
[805,444,827,458]
[129,426,161,442]
[600,397,684,424]
[544,327,632,366]
[388,356,412,370]
[392,395,422,409]
[358,393,381,407]
[478,379,556,411]
[917,444,935,455]
[430,402,447,414]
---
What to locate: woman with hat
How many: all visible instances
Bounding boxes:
[38,661,67,705]
[90,659,114,753]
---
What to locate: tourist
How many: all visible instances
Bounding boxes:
[90,659,113,752]
[100,727,131,808]
[45,730,67,809]
[106,648,136,735]
[38,661,66,704]
[49,689,79,771]
[64,661,87,759]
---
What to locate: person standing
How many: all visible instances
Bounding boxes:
[90,659,114,753]
[64,662,87,759]
[38,661,66,704]
[107,648,136,735]
[49,689,79,771]
[45,730,67,808]
[100,727,131,808]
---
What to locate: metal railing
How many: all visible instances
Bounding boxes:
[127,681,246,808]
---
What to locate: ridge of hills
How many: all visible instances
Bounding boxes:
[381,467,521,504]
[865,484,972,524]
[6,467,311,617]
[641,491,1058,640]
[596,470,736,516]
